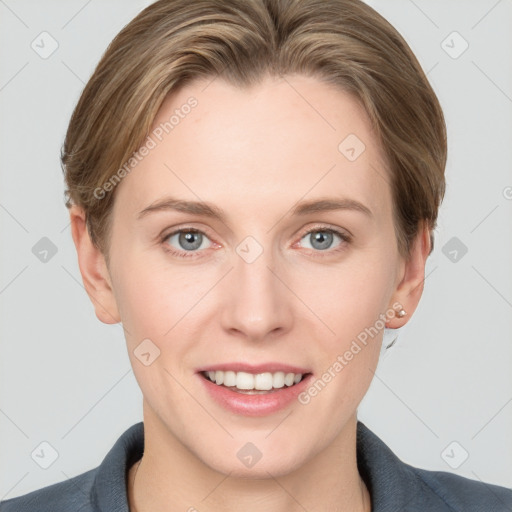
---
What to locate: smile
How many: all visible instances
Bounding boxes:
[202,370,306,393]
[197,369,314,416]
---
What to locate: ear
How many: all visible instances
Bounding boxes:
[386,222,431,329]
[69,205,121,324]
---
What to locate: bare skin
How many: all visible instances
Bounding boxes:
[70,74,430,512]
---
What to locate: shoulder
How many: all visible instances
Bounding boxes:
[0,468,97,512]
[410,465,512,512]
[356,421,512,511]
[0,421,144,512]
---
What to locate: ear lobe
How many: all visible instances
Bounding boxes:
[386,222,431,329]
[69,205,121,325]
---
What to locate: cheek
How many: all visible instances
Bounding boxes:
[297,263,387,424]
[110,253,176,342]
[304,250,394,389]
[111,253,214,369]
[313,252,395,336]
[112,262,191,398]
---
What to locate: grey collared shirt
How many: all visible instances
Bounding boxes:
[1,421,511,511]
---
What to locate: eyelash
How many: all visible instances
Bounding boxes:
[160,225,352,259]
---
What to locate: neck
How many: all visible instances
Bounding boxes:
[128,404,370,512]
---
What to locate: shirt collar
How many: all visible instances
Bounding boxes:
[356,421,428,511]
[92,421,144,512]
[91,420,432,512]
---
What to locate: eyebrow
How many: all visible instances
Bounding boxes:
[137,196,373,222]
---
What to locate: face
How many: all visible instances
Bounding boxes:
[92,74,414,477]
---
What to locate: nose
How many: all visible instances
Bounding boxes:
[219,239,293,342]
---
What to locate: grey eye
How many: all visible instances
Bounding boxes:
[166,230,210,252]
[301,230,341,251]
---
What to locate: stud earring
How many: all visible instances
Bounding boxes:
[396,309,406,318]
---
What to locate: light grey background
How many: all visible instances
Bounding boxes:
[1,0,511,500]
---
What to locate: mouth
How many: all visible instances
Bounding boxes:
[199,370,313,394]
[195,362,314,416]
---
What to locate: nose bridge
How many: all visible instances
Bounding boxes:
[221,232,291,338]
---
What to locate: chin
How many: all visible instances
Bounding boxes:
[194,438,309,480]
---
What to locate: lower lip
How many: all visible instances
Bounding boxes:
[197,372,314,417]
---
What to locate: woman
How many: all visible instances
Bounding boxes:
[1,0,510,511]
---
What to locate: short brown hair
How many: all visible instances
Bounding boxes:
[62,0,446,262]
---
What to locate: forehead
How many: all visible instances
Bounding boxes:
[112,74,392,224]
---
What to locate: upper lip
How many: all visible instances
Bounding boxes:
[196,362,312,375]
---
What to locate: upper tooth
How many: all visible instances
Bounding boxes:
[204,370,304,390]
[223,370,236,387]
[284,373,295,386]
[236,372,254,389]
[273,372,285,388]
